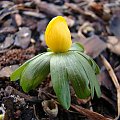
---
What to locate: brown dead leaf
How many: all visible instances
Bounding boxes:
[0,35,14,49]
[98,70,115,92]
[109,13,120,38]
[34,1,62,17]
[0,65,19,78]
[107,36,120,55]
[80,35,106,58]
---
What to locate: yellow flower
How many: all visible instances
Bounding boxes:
[45,16,72,53]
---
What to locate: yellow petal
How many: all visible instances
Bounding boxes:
[45,16,72,53]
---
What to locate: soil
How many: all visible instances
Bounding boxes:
[0,0,120,120]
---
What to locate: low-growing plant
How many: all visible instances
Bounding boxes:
[10,16,101,109]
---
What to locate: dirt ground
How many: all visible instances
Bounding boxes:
[0,0,120,120]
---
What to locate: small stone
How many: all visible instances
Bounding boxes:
[14,27,31,49]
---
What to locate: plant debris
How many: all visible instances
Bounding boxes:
[0,0,120,120]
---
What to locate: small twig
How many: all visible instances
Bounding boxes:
[41,90,57,99]
[65,2,103,23]
[40,90,112,119]
[33,105,39,120]
[71,104,111,120]
[100,55,120,119]
[22,11,45,19]
[5,86,37,101]
[51,99,110,120]
[65,2,85,15]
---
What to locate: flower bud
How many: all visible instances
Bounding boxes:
[45,16,72,53]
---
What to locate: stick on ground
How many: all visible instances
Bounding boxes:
[100,55,120,120]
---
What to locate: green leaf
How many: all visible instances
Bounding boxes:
[77,52,100,74]
[64,52,91,99]
[20,52,52,92]
[10,62,29,81]
[10,52,45,81]
[50,53,71,109]
[69,42,84,52]
[75,52,101,98]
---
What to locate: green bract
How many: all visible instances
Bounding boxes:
[10,42,101,110]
